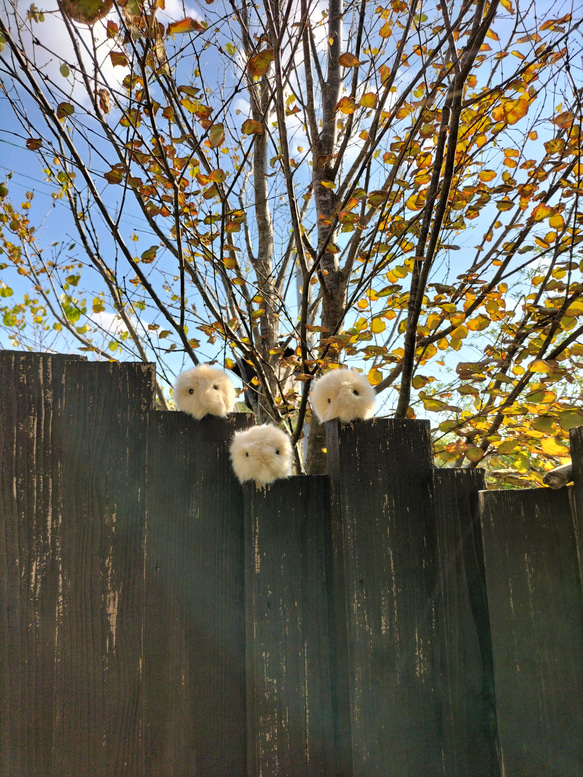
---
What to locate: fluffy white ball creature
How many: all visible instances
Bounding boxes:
[311,368,376,423]
[230,424,292,486]
[174,364,236,420]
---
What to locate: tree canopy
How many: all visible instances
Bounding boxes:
[1,0,583,482]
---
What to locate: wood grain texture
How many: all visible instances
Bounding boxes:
[480,486,583,777]
[326,418,443,777]
[432,468,500,777]
[144,411,252,777]
[0,352,155,777]
[1,352,75,777]
[244,475,336,777]
[50,360,153,777]
[570,425,583,586]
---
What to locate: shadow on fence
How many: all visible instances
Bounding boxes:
[1,351,582,776]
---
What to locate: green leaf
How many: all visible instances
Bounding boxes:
[56,102,74,120]
[208,123,225,148]
[558,410,583,431]
[531,416,556,434]
[465,446,484,463]
[141,246,158,263]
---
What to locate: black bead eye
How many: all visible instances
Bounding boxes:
[189,388,194,395]
[353,390,359,396]
[327,398,331,403]
[275,449,279,455]
[246,452,249,457]
[213,384,219,390]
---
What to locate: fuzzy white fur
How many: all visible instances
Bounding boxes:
[174,364,236,419]
[311,368,376,423]
[230,424,292,486]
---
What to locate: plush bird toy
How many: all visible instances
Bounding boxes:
[311,368,376,423]
[174,364,236,419]
[230,424,292,486]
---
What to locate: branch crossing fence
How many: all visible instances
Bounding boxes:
[1,351,583,777]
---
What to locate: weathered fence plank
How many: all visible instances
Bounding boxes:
[0,352,154,777]
[0,352,77,777]
[144,411,252,777]
[432,468,500,776]
[244,475,336,777]
[570,425,583,584]
[326,417,443,777]
[50,359,153,777]
[480,486,583,777]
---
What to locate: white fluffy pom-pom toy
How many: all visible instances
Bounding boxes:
[230,424,292,486]
[174,364,236,420]
[311,368,376,423]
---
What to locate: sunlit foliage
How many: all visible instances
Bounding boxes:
[1,0,583,479]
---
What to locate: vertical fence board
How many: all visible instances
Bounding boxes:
[0,352,77,777]
[570,425,583,584]
[480,487,583,777]
[432,469,500,777]
[0,353,153,777]
[244,475,336,777]
[49,360,152,777]
[144,412,251,777]
[326,418,442,777]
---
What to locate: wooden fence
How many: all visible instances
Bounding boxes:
[1,350,582,777]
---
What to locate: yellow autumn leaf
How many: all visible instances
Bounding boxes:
[531,203,553,222]
[492,97,531,125]
[247,49,274,78]
[530,359,554,373]
[500,0,514,11]
[526,389,556,404]
[336,96,356,115]
[371,317,386,334]
[338,52,362,67]
[565,299,583,317]
[451,325,468,339]
[549,213,564,229]
[168,17,206,34]
[467,315,490,331]
[479,170,496,182]
[241,119,263,135]
[360,92,378,109]
[368,367,382,386]
[541,437,569,456]
[553,111,574,129]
